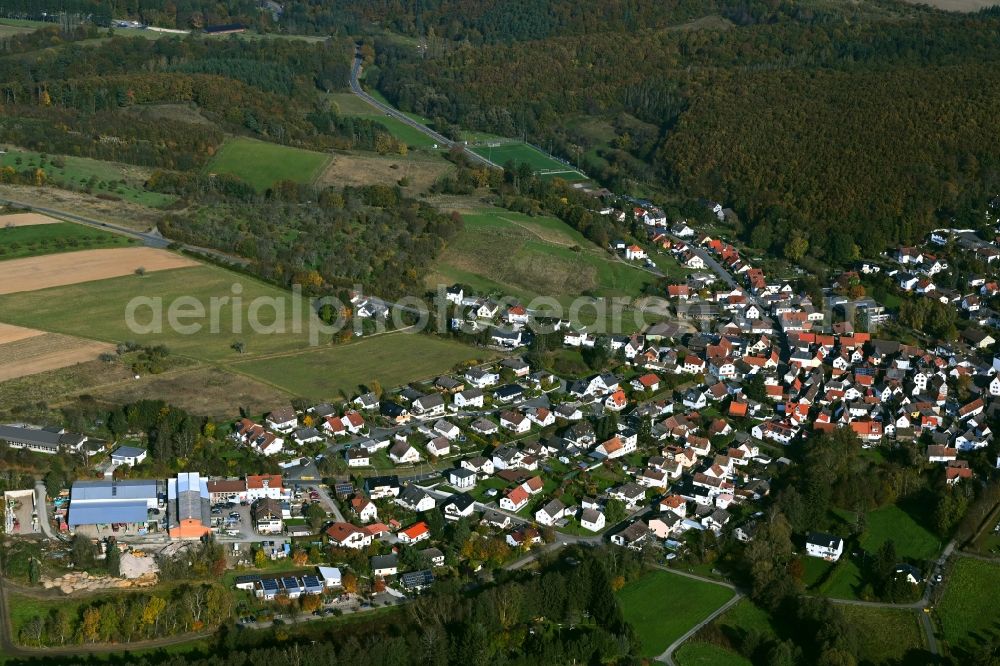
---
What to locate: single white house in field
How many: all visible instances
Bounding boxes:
[805,532,844,561]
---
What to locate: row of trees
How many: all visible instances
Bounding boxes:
[17,582,231,646]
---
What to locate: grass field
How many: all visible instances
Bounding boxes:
[205,138,331,191]
[428,209,654,303]
[231,332,492,400]
[861,504,941,561]
[675,642,751,666]
[0,19,44,36]
[682,597,928,666]
[617,570,735,658]
[938,557,1000,656]
[469,141,587,181]
[0,221,133,260]
[840,606,927,664]
[328,92,439,149]
[0,265,324,362]
[0,149,176,207]
[316,151,452,192]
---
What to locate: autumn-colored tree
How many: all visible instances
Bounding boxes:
[300,594,322,613]
[292,549,309,566]
[342,572,358,594]
[611,575,626,592]
[80,607,100,643]
[254,548,268,568]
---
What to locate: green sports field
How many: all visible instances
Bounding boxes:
[617,570,735,658]
[230,332,492,400]
[469,141,587,180]
[0,222,133,260]
[205,137,331,191]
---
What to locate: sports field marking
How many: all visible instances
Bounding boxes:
[0,247,198,295]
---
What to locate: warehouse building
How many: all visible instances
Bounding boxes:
[167,472,212,539]
[68,479,160,536]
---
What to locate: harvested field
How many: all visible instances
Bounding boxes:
[0,247,197,295]
[0,212,60,227]
[317,151,453,192]
[0,323,44,345]
[0,333,114,381]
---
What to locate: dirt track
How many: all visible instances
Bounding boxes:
[0,247,197,295]
[0,212,60,227]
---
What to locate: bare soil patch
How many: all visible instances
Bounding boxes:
[0,247,197,294]
[317,151,453,192]
[0,213,61,227]
[0,323,45,345]
[0,333,114,381]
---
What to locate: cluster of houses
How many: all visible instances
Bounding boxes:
[235,566,341,600]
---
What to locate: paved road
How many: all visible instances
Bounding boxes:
[657,592,744,666]
[651,566,742,666]
[301,482,345,523]
[349,53,500,169]
[32,481,65,542]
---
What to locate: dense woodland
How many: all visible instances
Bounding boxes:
[158,182,463,296]
[366,3,1000,263]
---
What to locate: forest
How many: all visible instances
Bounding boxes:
[365,3,1000,264]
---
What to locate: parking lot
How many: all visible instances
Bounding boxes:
[211,501,256,540]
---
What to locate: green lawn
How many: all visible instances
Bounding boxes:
[860,504,941,561]
[231,332,493,400]
[469,141,586,180]
[205,137,331,191]
[675,642,751,666]
[617,570,735,658]
[938,557,1000,655]
[0,264,325,362]
[0,149,176,207]
[0,221,133,260]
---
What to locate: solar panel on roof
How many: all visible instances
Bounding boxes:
[302,575,321,586]
[261,579,280,590]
